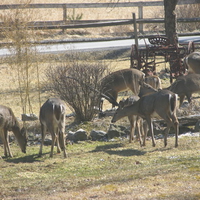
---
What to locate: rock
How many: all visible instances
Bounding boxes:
[21,113,38,121]
[71,129,88,142]
[90,130,107,141]
[67,131,75,141]
[74,129,88,141]
[107,124,128,139]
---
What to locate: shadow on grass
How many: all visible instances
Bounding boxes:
[105,148,146,156]
[3,153,49,163]
[90,142,146,156]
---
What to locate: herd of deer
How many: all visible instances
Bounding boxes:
[1,52,200,158]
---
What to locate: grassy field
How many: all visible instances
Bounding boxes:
[0,1,200,199]
[1,135,200,200]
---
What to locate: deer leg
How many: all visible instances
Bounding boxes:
[164,125,170,147]
[186,93,192,104]
[171,115,179,148]
[142,120,148,146]
[60,119,67,158]
[39,124,46,157]
[0,130,7,157]
[5,131,12,157]
[179,95,185,107]
[136,117,143,147]
[1,130,13,158]
[60,131,67,158]
[128,116,136,143]
[56,128,61,154]
[146,117,156,147]
[50,133,57,158]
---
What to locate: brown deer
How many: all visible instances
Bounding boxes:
[118,95,144,146]
[39,98,67,158]
[99,68,145,111]
[120,84,158,146]
[184,52,200,74]
[112,89,179,148]
[0,105,27,158]
[167,73,200,107]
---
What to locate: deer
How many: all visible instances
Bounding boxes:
[39,98,67,158]
[0,105,27,158]
[111,89,179,148]
[120,83,158,146]
[99,68,145,112]
[167,73,200,107]
[183,52,200,74]
[118,95,144,146]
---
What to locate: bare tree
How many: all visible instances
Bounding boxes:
[0,1,41,117]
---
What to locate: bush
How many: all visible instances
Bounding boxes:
[45,59,109,122]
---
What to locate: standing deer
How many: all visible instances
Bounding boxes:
[0,105,27,158]
[167,73,200,107]
[99,68,145,111]
[184,52,200,74]
[39,98,67,158]
[112,89,179,148]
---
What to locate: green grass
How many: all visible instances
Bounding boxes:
[1,135,200,200]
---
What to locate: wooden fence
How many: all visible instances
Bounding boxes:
[0,0,200,33]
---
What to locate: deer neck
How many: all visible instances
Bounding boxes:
[12,125,22,138]
[122,101,140,117]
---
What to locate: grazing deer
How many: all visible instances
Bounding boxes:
[184,52,200,74]
[99,68,145,111]
[112,89,179,148]
[167,73,200,107]
[39,98,67,158]
[121,84,158,146]
[0,105,27,157]
[119,95,144,146]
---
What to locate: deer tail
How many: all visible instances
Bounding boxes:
[169,93,178,114]
[53,104,65,122]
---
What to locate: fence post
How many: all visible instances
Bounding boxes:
[132,13,138,48]
[62,4,67,32]
[138,6,143,33]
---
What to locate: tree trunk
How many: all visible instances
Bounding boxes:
[164,0,178,45]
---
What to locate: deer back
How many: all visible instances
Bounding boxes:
[169,73,200,95]
[184,52,200,74]
[39,98,66,129]
[152,90,178,118]
[101,68,145,96]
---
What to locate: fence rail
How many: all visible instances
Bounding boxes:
[0,0,200,32]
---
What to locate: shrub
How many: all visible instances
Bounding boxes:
[45,58,109,122]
